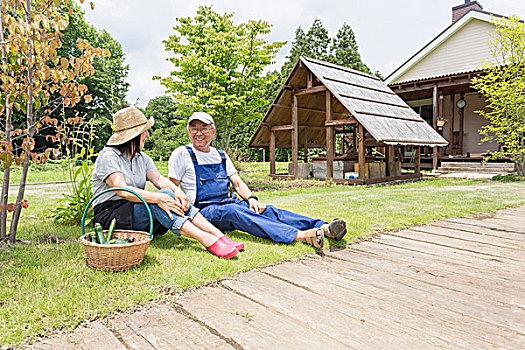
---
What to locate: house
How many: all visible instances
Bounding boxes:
[248,56,446,185]
[386,0,508,169]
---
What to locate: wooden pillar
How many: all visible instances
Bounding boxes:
[326,90,334,180]
[415,146,421,175]
[307,71,313,88]
[303,127,308,163]
[358,124,366,180]
[269,131,275,175]
[291,94,298,178]
[387,145,395,176]
[459,92,465,155]
[352,126,357,155]
[449,90,455,156]
[432,85,439,171]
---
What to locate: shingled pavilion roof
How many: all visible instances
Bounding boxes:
[249,56,447,149]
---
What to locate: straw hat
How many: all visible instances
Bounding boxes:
[107,107,154,146]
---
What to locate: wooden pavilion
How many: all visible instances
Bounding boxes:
[248,56,447,185]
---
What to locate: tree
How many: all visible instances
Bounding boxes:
[143,96,187,160]
[155,5,285,151]
[52,3,129,152]
[471,15,525,176]
[0,0,108,242]
[330,23,371,74]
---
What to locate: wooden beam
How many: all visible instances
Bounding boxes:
[269,131,275,175]
[364,173,420,185]
[270,125,294,132]
[449,90,455,156]
[459,92,465,155]
[270,174,294,179]
[307,71,313,88]
[325,119,358,127]
[365,141,387,147]
[291,94,298,178]
[432,85,439,171]
[304,128,308,163]
[326,90,334,180]
[358,124,366,180]
[415,146,421,175]
[387,145,395,176]
[294,85,327,96]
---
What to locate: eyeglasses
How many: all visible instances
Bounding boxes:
[189,126,213,135]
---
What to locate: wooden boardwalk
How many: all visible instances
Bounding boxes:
[30,206,525,349]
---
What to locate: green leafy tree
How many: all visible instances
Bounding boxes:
[53,3,129,152]
[155,5,285,151]
[330,23,371,73]
[471,15,525,176]
[143,96,187,160]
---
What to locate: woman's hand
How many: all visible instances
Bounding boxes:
[173,188,190,211]
[156,193,185,219]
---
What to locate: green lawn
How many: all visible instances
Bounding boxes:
[0,170,524,346]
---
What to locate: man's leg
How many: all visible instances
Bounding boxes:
[237,199,327,230]
[200,203,298,244]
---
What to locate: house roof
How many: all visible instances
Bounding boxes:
[385,9,502,85]
[249,56,447,149]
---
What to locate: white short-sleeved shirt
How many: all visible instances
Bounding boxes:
[168,144,237,205]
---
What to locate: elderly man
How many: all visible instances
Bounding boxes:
[168,112,347,248]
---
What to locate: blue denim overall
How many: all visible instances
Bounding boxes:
[186,146,326,243]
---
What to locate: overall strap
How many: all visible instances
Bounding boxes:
[216,148,233,199]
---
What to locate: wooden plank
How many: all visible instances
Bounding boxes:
[445,217,525,234]
[291,94,298,178]
[331,178,365,185]
[110,315,156,350]
[358,124,365,180]
[374,234,521,277]
[269,131,275,175]
[180,284,341,349]
[325,90,334,180]
[262,262,461,349]
[222,271,427,349]
[364,173,420,185]
[73,320,126,350]
[113,304,233,350]
[30,334,81,350]
[273,103,352,117]
[351,238,523,283]
[294,85,326,96]
[323,76,396,94]
[434,220,525,243]
[419,224,525,250]
[324,119,358,126]
[270,258,524,349]
[326,248,525,326]
[339,93,409,108]
[384,229,523,263]
[315,254,525,346]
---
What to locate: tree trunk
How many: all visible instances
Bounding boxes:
[224,111,236,152]
[9,0,33,243]
[0,2,11,240]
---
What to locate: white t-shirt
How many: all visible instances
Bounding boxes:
[168,144,237,204]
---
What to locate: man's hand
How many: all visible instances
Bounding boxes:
[248,198,266,214]
[156,193,185,219]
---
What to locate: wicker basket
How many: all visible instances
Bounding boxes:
[80,229,152,271]
[80,187,154,272]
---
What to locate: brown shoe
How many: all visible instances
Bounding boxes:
[303,228,324,248]
[326,219,347,240]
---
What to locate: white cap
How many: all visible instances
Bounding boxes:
[188,112,215,127]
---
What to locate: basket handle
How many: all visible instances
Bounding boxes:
[81,187,153,239]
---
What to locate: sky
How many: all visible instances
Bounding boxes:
[79,0,525,108]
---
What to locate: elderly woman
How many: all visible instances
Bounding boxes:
[91,106,242,259]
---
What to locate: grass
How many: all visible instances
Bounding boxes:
[1,166,525,346]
